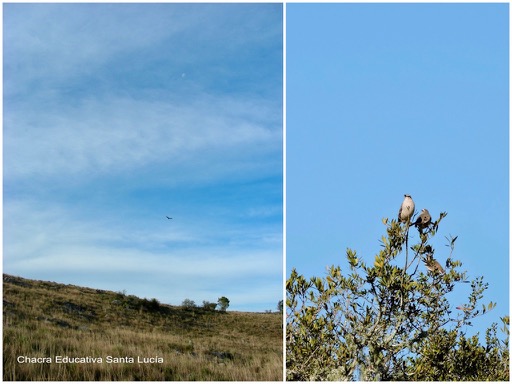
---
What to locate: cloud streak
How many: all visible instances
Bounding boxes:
[5,4,282,99]
[5,94,281,181]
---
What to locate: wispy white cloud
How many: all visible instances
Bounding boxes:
[7,246,280,280]
[5,5,168,96]
[5,198,279,255]
[5,94,281,181]
[4,3,282,99]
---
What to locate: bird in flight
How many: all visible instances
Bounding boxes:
[166,216,173,220]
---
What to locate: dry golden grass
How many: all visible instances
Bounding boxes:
[3,274,283,381]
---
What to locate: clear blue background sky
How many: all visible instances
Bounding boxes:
[287,3,508,338]
[4,3,283,312]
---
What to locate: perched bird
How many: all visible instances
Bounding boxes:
[456,305,474,312]
[398,194,415,223]
[424,256,445,274]
[412,209,432,229]
[166,216,173,220]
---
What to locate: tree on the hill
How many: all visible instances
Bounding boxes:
[278,300,284,314]
[218,296,230,312]
[286,211,509,381]
[181,298,196,309]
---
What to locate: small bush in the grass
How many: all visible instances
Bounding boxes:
[181,298,196,309]
[140,297,160,312]
[202,300,217,311]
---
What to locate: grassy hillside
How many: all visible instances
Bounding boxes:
[3,274,283,381]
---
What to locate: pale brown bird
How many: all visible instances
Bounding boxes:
[424,256,445,274]
[412,208,431,229]
[398,194,415,223]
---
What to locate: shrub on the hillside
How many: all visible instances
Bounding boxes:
[202,300,217,311]
[140,298,161,312]
[182,299,196,309]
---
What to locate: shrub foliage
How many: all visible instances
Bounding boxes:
[286,212,509,381]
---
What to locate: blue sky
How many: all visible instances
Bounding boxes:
[287,4,508,339]
[4,3,283,312]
